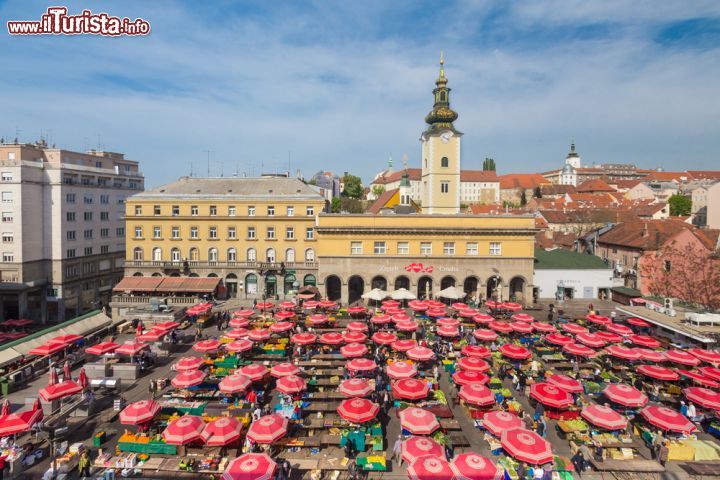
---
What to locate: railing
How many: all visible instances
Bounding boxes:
[126,260,319,269]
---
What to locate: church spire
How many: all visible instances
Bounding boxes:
[424,52,458,133]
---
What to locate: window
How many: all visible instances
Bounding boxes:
[0,172,11,182]
[153,205,161,215]
[171,226,180,239]
[248,206,255,216]
[152,247,162,262]
[84,229,93,239]
[100,194,109,204]
[66,249,76,258]
[100,211,109,221]
[116,227,124,236]
[285,248,295,262]
[7,153,14,161]
[397,242,409,255]
[84,247,93,256]
[100,245,109,254]
[247,248,257,262]
[440,181,449,193]
[306,206,315,216]
[247,227,256,239]
[100,228,109,238]
[664,260,672,272]
[66,212,76,222]
[267,227,275,239]
[1,232,13,243]
[305,248,315,262]
[466,242,478,255]
[208,248,218,262]
[191,205,198,216]
[374,241,386,254]
[267,206,275,216]
[66,193,76,203]
[266,248,276,262]
[134,205,142,215]
[1,212,12,223]
[1,192,12,203]
[441,156,449,168]
[189,248,199,261]
[153,226,161,238]
[172,205,179,216]
[67,231,76,241]
[2,252,13,262]
[286,227,295,239]
[209,226,218,239]
[443,242,455,255]
[228,227,236,239]
[209,205,217,216]
[95,160,103,168]
[84,212,93,221]
[228,205,236,216]
[169,248,180,262]
[190,227,199,239]
[306,227,314,240]
[420,242,432,255]
[65,265,78,278]
[351,242,363,254]
[287,206,294,217]
[134,226,143,238]
[83,195,93,204]
[490,242,502,255]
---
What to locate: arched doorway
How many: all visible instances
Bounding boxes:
[303,274,317,286]
[463,277,479,301]
[284,274,297,295]
[151,272,162,277]
[486,276,502,301]
[371,275,387,290]
[189,273,200,278]
[226,273,238,298]
[245,273,258,297]
[133,272,143,277]
[348,275,365,304]
[265,274,277,297]
[417,276,433,299]
[325,275,341,301]
[394,275,410,291]
[208,273,218,277]
[440,276,456,290]
[509,276,526,303]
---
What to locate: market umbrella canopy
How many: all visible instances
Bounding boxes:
[338,378,373,397]
[458,309,479,318]
[604,384,648,407]
[343,331,368,343]
[392,339,418,352]
[222,453,277,480]
[634,348,667,363]
[276,375,307,394]
[346,358,378,372]
[665,350,701,366]
[340,342,369,358]
[318,300,338,309]
[547,374,583,394]
[255,302,274,310]
[302,300,319,309]
[427,308,448,317]
[348,306,368,315]
[225,339,254,353]
[595,331,623,343]
[489,321,513,334]
[545,333,574,346]
[29,342,66,356]
[193,339,221,353]
[38,368,82,402]
[171,369,207,389]
[269,321,294,333]
[699,366,720,382]
[606,323,633,335]
[337,398,379,423]
[392,313,412,323]
[473,329,499,342]
[499,344,532,360]
[137,328,167,342]
[561,323,589,335]
[270,362,301,378]
[346,321,369,332]
[436,325,460,337]
[278,301,295,310]
[319,332,344,345]
[50,334,83,345]
[229,318,251,328]
[532,322,557,333]
[461,345,492,358]
[0,407,43,437]
[392,378,430,400]
[174,356,205,372]
[562,343,597,357]
[457,356,490,373]
[485,300,502,309]
[247,415,289,443]
[85,341,120,356]
[676,369,720,388]
[450,453,502,480]
[530,383,573,409]
[502,302,523,311]
[510,321,533,334]
[641,405,697,433]
[248,329,271,342]
[473,314,494,324]
[233,309,255,317]
[399,407,440,435]
[387,361,418,379]
[406,346,435,362]
[683,387,720,410]
[511,313,535,322]
[575,333,607,348]
[396,320,420,332]
[407,456,454,480]
[452,370,490,386]
[627,317,651,327]
[120,399,161,425]
[219,374,252,394]
[586,314,611,325]
[362,288,389,301]
[240,364,269,382]
[201,416,243,446]
[637,365,679,381]
[482,410,523,437]
[403,436,444,463]
[629,334,662,348]
[458,383,495,406]
[581,404,628,430]
[290,333,316,345]
[372,331,399,345]
[604,345,642,361]
[501,429,553,465]
[370,314,392,325]
[438,286,463,299]
[688,348,720,365]
[114,342,149,356]
[163,415,204,445]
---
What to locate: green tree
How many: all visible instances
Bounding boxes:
[342,174,364,199]
[342,198,364,213]
[668,194,692,217]
[482,158,496,171]
[371,185,386,197]
[331,197,341,213]
[520,190,527,206]
[534,186,542,198]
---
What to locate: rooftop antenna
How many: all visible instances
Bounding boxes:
[190,160,194,177]
[205,150,211,177]
[220,160,224,177]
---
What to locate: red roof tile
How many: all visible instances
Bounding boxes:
[576,178,615,193]
[499,174,551,190]
[598,219,692,250]
[367,188,399,214]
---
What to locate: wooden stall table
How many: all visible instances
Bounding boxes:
[305,391,347,400]
[296,360,346,368]
[303,368,344,377]
[589,459,664,472]
[556,419,590,440]
[313,354,345,360]
[449,433,471,447]
[309,378,341,387]
[305,402,340,412]
[439,418,461,430]
[277,436,321,448]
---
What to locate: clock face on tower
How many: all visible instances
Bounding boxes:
[440,131,453,143]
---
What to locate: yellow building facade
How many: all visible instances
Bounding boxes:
[123,176,326,298]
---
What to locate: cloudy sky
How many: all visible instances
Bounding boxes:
[2,1,720,186]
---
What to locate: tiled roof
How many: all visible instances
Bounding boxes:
[687,171,720,180]
[137,176,323,200]
[367,188,399,214]
[597,219,692,250]
[644,171,693,182]
[610,179,642,190]
[539,184,576,196]
[576,178,615,193]
[371,169,421,185]
[539,209,636,225]
[565,192,618,207]
[499,174,551,190]
[371,168,499,185]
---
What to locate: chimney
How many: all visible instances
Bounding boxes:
[642,222,649,237]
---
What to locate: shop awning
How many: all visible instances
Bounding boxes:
[178,277,221,293]
[15,313,113,355]
[113,276,164,293]
[114,276,221,294]
[154,277,185,293]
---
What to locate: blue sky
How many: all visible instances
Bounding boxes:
[2,0,720,186]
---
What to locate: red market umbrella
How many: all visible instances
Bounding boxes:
[483,411,522,437]
[393,313,412,323]
[485,300,502,309]
[248,329,271,342]
[581,404,628,430]
[427,308,448,317]
[409,300,428,310]
[502,302,522,312]
[372,331,398,345]
[115,342,149,356]
[175,356,205,372]
[530,382,573,409]
[545,333,574,346]
[397,320,420,332]
[275,310,294,320]
[0,408,43,437]
[225,339,254,354]
[240,364,269,382]
[120,400,161,425]
[407,346,435,361]
[452,370,489,386]
[606,323,633,335]
[341,342,369,358]
[392,339,418,352]
[510,321,533,334]
[511,313,535,322]
[278,301,295,310]
[399,407,440,435]
[255,302,274,310]
[276,375,307,394]
[137,328,167,342]
[561,323,588,335]
[641,405,697,433]
[436,325,460,337]
[392,378,430,400]
[247,415,289,443]
[338,378,373,397]
[347,306,367,316]
[269,321,293,333]
[172,370,207,389]
[193,339,221,353]
[403,436,445,464]
[346,358,378,372]
[50,334,83,345]
[452,303,469,310]
[629,334,661,348]
[547,374,583,394]
[688,348,720,365]
[270,362,301,378]
[386,308,405,316]
[532,322,556,333]
[343,331,367,343]
[387,361,418,379]
[473,314,494,324]
[665,350,701,366]
[38,369,82,402]
[595,331,623,343]
[222,453,276,480]
[407,456,454,480]
[302,301,319,309]
[677,369,720,388]
[627,317,651,328]
[85,341,120,356]
[499,344,532,360]
[575,333,607,348]
[370,314,392,325]
[451,453,501,480]
[290,333,316,345]
[457,356,490,373]
[229,317,250,328]
[458,309,479,318]
[29,342,67,356]
[489,321,513,333]
[699,366,720,382]
[634,348,666,362]
[604,345,642,361]
[684,387,720,410]
[201,416,243,446]
[337,398,379,423]
[233,309,255,317]
[163,415,204,445]
[586,314,611,325]
[501,429,553,465]
[219,374,252,394]
[346,321,369,332]
[461,345,491,358]
[459,383,495,406]
[604,384,648,407]
[473,329,499,342]
[318,300,337,309]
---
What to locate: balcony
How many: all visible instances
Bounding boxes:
[126,260,318,270]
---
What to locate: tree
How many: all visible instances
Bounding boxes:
[520,190,527,206]
[668,194,692,217]
[482,158,496,171]
[371,185,386,197]
[331,197,341,213]
[342,174,364,199]
[534,186,542,198]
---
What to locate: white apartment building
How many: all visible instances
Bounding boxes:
[0,141,143,322]
[370,168,499,204]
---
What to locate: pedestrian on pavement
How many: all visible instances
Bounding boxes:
[78,450,91,478]
[392,435,403,465]
[658,441,670,467]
